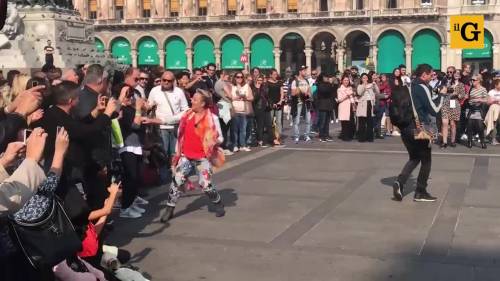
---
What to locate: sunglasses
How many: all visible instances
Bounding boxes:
[472,79,478,81]
[139,77,148,80]
[154,80,161,83]
[235,76,243,79]
[134,78,139,81]
[162,79,174,83]
[312,73,318,76]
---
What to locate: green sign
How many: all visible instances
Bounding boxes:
[165,36,187,69]
[250,34,274,69]
[138,37,159,65]
[111,38,131,65]
[463,32,492,59]
[221,35,244,69]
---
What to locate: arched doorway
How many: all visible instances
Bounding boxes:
[111,37,132,65]
[192,35,215,68]
[377,30,405,74]
[311,32,336,74]
[95,38,105,53]
[412,29,441,71]
[165,36,187,70]
[250,33,274,71]
[280,32,305,74]
[345,31,370,72]
[221,34,244,70]
[462,29,493,73]
[137,36,159,67]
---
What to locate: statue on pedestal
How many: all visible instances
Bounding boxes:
[0,2,23,48]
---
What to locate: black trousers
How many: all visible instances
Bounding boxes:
[120,152,141,209]
[219,118,231,150]
[318,110,331,139]
[397,127,432,193]
[340,112,355,141]
[83,162,108,211]
[357,102,374,142]
[255,109,273,144]
[467,118,485,143]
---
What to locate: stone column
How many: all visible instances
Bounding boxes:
[131,49,137,67]
[404,45,412,70]
[455,49,462,69]
[440,45,447,72]
[158,49,165,67]
[304,47,313,70]
[493,43,500,70]
[104,49,111,58]
[273,47,281,73]
[185,48,193,70]
[214,48,221,69]
[244,47,250,72]
[336,47,345,73]
[372,46,378,72]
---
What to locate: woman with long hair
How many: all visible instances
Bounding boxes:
[251,74,273,147]
[337,75,355,141]
[316,73,336,142]
[356,73,379,142]
[440,69,466,148]
[378,74,392,138]
[230,71,254,152]
[466,74,489,149]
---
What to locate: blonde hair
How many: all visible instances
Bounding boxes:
[10,74,31,101]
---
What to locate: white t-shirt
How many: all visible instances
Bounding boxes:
[488,89,500,101]
[147,85,189,129]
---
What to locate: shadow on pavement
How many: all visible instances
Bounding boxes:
[380,176,416,197]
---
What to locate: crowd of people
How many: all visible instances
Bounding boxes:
[0,58,499,280]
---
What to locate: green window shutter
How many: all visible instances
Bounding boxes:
[250,34,274,69]
[221,35,244,69]
[111,38,131,65]
[138,37,159,65]
[165,36,187,69]
[95,39,105,53]
[463,31,493,59]
[193,36,215,68]
[412,30,441,71]
[377,31,405,74]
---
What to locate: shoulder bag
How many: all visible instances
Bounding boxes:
[408,87,434,141]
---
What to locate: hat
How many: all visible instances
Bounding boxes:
[299,65,308,71]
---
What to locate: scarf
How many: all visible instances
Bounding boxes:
[173,109,225,168]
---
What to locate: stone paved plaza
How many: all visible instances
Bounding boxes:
[108,135,500,281]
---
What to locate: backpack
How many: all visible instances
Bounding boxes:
[389,86,413,129]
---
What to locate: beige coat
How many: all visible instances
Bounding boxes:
[356,83,380,117]
[0,159,46,216]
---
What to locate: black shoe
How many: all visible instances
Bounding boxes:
[440,143,447,149]
[160,206,175,223]
[414,192,437,202]
[214,202,226,217]
[392,180,403,201]
[467,140,473,148]
[481,142,487,149]
[450,142,457,148]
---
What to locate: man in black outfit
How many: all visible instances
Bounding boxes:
[393,64,443,202]
[72,64,114,210]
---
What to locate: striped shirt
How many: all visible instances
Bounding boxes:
[469,86,487,106]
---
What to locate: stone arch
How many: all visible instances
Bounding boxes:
[308,28,340,44]
[375,27,409,45]
[186,33,216,49]
[163,35,187,49]
[279,30,308,46]
[341,27,371,42]
[108,35,132,50]
[133,34,160,50]
[247,31,276,48]
[409,25,445,43]
[218,32,244,48]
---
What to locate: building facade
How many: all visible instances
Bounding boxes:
[76,0,500,73]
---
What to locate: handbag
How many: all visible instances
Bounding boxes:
[408,87,434,141]
[8,197,82,269]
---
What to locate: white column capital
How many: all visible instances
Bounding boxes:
[214,48,221,56]
[273,47,281,56]
[185,48,193,56]
[157,49,165,56]
[304,47,313,57]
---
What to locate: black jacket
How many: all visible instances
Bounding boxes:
[316,82,337,111]
[411,78,443,124]
[0,112,27,151]
[32,106,111,183]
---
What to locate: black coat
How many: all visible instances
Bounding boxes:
[316,82,337,111]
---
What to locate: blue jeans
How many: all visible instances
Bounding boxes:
[270,109,282,139]
[231,114,248,148]
[374,104,386,134]
[293,104,311,139]
[159,128,177,184]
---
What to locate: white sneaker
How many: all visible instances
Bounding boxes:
[461,134,468,141]
[223,149,234,156]
[335,119,339,123]
[132,204,146,214]
[392,131,401,136]
[120,207,142,219]
[305,136,312,142]
[294,137,299,143]
[330,120,334,124]
[133,196,149,205]
[241,146,251,152]
[233,147,239,152]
